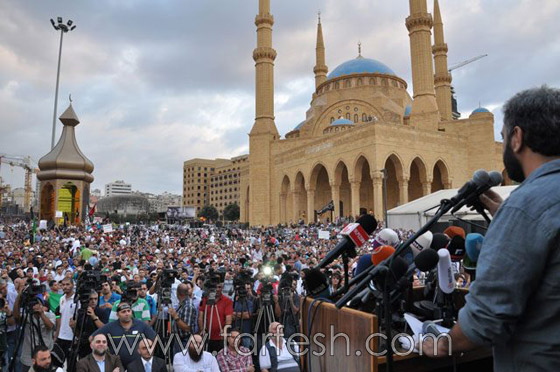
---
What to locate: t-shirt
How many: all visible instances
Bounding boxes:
[56,294,76,341]
[109,299,151,322]
[80,247,94,261]
[199,295,233,341]
[173,351,220,372]
[47,292,63,314]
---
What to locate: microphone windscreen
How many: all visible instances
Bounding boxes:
[303,268,328,297]
[437,248,455,294]
[414,249,439,272]
[371,245,396,266]
[430,233,450,250]
[390,256,408,280]
[411,230,433,257]
[371,228,399,249]
[444,226,466,239]
[488,171,503,186]
[472,169,490,186]
[465,233,484,262]
[447,235,466,261]
[354,254,373,277]
[356,214,378,235]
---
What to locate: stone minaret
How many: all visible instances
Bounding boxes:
[432,0,452,120]
[249,0,279,226]
[313,13,328,89]
[406,0,440,126]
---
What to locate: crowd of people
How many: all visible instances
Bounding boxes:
[0,216,405,372]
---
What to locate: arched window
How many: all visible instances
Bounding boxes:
[369,78,376,85]
[357,78,363,86]
[344,79,351,88]
[354,114,359,122]
[334,82,340,89]
[382,79,388,86]
[330,117,335,123]
[362,113,367,122]
[346,113,351,120]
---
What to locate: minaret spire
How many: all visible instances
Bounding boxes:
[406,0,440,128]
[432,0,453,120]
[313,11,328,89]
[248,0,278,226]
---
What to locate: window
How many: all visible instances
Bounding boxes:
[354,114,359,122]
[346,113,351,120]
[334,82,339,89]
[357,78,363,86]
[362,113,367,122]
[369,78,376,85]
[344,79,351,88]
[330,117,335,123]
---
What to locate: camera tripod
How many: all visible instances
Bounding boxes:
[154,287,175,370]
[233,293,253,348]
[253,291,275,336]
[9,304,46,372]
[278,289,299,338]
[201,296,222,351]
[66,300,90,372]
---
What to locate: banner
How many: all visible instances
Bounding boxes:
[102,224,113,233]
[55,211,63,218]
[39,220,47,230]
[318,230,330,240]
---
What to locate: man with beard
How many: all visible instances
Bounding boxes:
[76,334,123,372]
[173,334,219,372]
[28,346,63,372]
[422,86,560,371]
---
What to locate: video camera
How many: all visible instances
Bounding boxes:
[21,279,44,311]
[158,269,178,306]
[76,270,107,305]
[233,270,252,299]
[203,271,224,305]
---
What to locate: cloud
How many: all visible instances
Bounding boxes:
[1,0,559,195]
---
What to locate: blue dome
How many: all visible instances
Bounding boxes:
[331,118,354,126]
[328,56,396,79]
[404,105,412,117]
[472,107,490,114]
[293,120,305,130]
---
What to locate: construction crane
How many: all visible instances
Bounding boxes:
[448,54,488,72]
[447,54,488,119]
[0,154,38,212]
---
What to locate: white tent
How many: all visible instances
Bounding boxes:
[387,185,517,231]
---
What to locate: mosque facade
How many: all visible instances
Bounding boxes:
[236,0,504,226]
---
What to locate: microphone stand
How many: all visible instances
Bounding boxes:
[341,251,350,294]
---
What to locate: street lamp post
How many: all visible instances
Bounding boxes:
[50,17,76,150]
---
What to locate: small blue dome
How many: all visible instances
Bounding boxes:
[472,107,490,114]
[293,121,305,130]
[328,56,396,79]
[404,105,412,117]
[331,118,354,126]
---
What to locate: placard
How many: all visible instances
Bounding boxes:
[102,224,113,233]
[55,211,63,218]
[318,230,330,240]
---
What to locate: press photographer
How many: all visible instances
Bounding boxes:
[274,270,300,339]
[198,272,233,354]
[232,270,255,348]
[13,281,56,372]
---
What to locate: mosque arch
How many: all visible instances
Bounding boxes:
[40,183,55,221]
[409,157,428,201]
[280,175,293,224]
[293,172,307,223]
[432,159,450,192]
[309,163,331,223]
[354,155,374,216]
[333,160,352,218]
[383,153,404,209]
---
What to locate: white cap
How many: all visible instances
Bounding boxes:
[411,230,433,257]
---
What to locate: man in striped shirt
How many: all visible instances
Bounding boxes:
[169,282,198,355]
[216,328,254,372]
[108,282,151,323]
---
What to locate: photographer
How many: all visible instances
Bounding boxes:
[274,272,300,340]
[198,278,233,354]
[168,283,197,356]
[13,292,55,372]
[68,290,104,359]
[0,281,16,372]
[233,276,255,348]
[108,282,151,323]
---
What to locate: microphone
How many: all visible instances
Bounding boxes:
[406,248,439,277]
[443,226,466,240]
[354,246,396,277]
[451,170,503,214]
[422,320,442,336]
[318,214,377,268]
[410,230,433,257]
[446,235,465,262]
[437,249,455,294]
[302,268,330,298]
[448,169,489,208]
[430,233,450,251]
[371,228,399,250]
[465,233,484,262]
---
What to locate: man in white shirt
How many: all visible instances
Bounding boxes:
[54,278,75,365]
[173,334,220,372]
[259,322,300,372]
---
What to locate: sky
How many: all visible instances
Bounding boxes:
[1,0,559,195]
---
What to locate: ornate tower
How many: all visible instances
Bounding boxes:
[432,0,452,120]
[37,103,94,224]
[313,13,328,89]
[248,0,279,226]
[406,0,440,127]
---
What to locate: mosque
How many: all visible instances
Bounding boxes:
[236,0,505,226]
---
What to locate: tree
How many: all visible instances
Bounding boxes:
[223,203,240,221]
[198,205,219,221]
